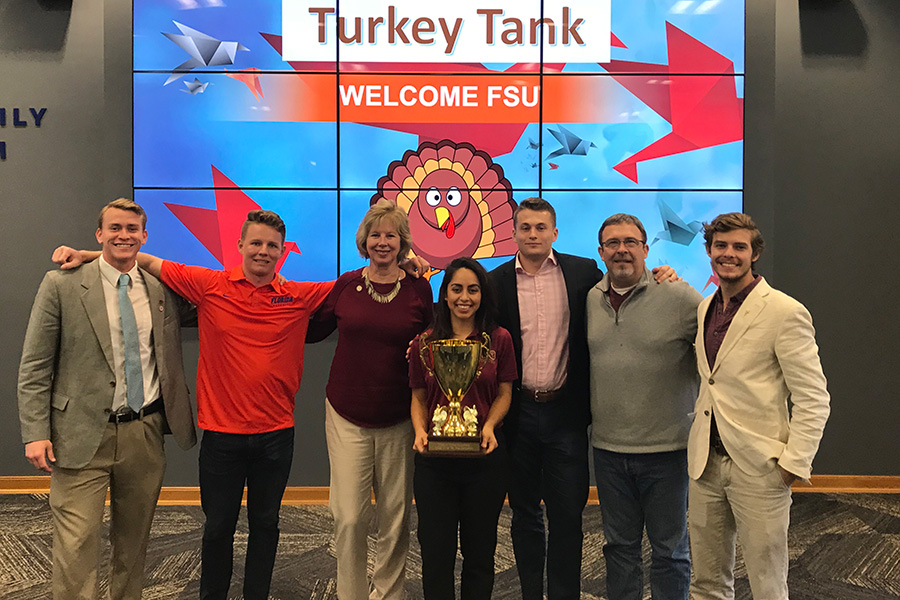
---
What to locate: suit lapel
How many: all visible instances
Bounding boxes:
[502,261,522,338]
[144,268,165,350]
[697,296,713,377]
[710,279,770,373]
[556,253,579,336]
[80,262,115,372]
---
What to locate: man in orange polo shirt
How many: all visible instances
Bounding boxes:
[55,210,332,600]
[157,210,333,600]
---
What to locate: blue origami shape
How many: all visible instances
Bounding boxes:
[651,197,703,246]
[163,21,249,85]
[181,78,210,95]
[546,125,597,160]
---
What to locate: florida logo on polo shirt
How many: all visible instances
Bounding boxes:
[271,295,294,305]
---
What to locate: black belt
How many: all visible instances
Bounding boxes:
[109,398,163,423]
[519,386,565,403]
[710,436,729,457]
[709,413,729,457]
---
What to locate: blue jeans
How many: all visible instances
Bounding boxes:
[506,395,589,600]
[593,448,690,600]
[199,427,294,600]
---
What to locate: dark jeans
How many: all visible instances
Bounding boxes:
[414,439,508,600]
[505,396,589,600]
[593,448,690,600]
[198,427,294,600]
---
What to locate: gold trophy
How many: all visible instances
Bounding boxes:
[419,333,491,456]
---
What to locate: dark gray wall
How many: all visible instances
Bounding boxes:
[1,0,897,483]
[768,0,899,474]
[1,0,135,476]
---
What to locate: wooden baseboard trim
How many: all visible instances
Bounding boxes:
[0,477,51,495]
[154,486,331,506]
[0,478,330,506]
[788,475,900,494]
[2,475,898,504]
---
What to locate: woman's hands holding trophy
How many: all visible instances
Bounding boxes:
[480,424,499,454]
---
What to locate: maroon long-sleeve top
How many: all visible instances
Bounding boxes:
[307,268,434,428]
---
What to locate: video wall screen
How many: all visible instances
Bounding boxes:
[134,0,744,293]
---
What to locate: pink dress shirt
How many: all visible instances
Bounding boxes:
[515,252,570,391]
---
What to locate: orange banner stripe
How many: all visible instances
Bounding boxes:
[236,73,643,124]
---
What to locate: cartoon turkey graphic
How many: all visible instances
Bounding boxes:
[371,140,518,270]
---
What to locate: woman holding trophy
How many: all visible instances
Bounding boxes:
[307,199,433,600]
[409,257,518,600]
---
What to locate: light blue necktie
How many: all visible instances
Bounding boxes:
[118,274,145,413]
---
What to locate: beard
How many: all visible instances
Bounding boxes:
[713,261,752,282]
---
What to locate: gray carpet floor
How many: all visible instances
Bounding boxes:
[1,493,898,599]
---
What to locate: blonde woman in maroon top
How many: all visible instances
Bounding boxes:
[409,257,518,600]
[307,199,433,600]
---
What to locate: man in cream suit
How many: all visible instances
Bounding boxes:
[18,198,196,600]
[688,212,830,600]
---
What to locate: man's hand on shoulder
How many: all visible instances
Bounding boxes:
[25,440,55,472]
[651,264,681,283]
[400,256,431,279]
[52,246,94,270]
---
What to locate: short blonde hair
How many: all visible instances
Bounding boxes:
[356,199,412,261]
[98,198,146,230]
[241,210,286,243]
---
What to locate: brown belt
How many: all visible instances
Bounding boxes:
[520,386,565,403]
[109,398,164,423]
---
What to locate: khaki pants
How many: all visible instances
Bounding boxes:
[689,452,792,600]
[325,399,414,600]
[50,412,166,600]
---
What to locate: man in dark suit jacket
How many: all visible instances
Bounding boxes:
[490,197,601,600]
[491,198,676,600]
[18,198,196,600]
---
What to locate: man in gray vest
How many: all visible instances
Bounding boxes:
[586,213,701,600]
[18,198,196,600]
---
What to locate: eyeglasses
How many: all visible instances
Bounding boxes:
[600,238,645,250]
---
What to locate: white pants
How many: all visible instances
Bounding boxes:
[325,399,414,600]
[689,452,792,600]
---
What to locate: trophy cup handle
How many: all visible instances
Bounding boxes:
[419,333,435,377]
[474,331,492,378]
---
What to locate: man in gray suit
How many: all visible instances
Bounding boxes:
[18,198,197,600]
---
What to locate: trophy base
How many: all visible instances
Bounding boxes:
[425,435,485,458]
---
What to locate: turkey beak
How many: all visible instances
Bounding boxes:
[435,207,450,229]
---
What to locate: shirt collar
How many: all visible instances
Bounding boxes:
[98,256,141,288]
[714,274,761,307]
[424,328,486,342]
[598,267,651,293]
[514,250,558,274]
[227,264,284,293]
